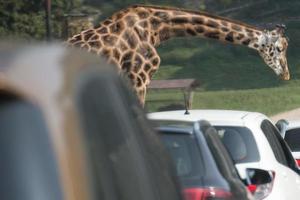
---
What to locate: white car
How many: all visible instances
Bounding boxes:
[276,119,300,167]
[148,109,300,200]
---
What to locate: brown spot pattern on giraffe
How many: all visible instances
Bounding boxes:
[154,11,169,21]
[125,15,136,26]
[109,21,125,34]
[137,76,143,87]
[133,54,143,73]
[231,24,242,31]
[246,29,253,33]
[139,21,149,28]
[236,33,245,40]
[151,57,160,66]
[186,28,197,36]
[144,63,152,72]
[103,20,112,26]
[89,34,99,41]
[120,41,129,51]
[123,30,138,49]
[102,35,117,46]
[89,41,102,49]
[150,17,161,30]
[101,48,111,57]
[242,39,251,45]
[139,72,147,82]
[70,34,82,43]
[115,12,125,20]
[137,44,154,59]
[134,27,149,41]
[171,17,189,24]
[221,27,229,32]
[150,36,156,45]
[159,27,171,41]
[191,17,204,24]
[225,32,234,42]
[113,49,121,61]
[195,26,205,33]
[97,27,108,34]
[121,51,134,72]
[204,31,220,39]
[206,20,219,28]
[83,30,95,41]
[221,21,228,26]
[137,11,150,19]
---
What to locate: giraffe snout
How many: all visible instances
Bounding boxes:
[280,72,290,80]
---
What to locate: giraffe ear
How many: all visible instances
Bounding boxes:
[275,24,286,35]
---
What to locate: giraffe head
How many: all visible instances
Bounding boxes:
[258,25,290,80]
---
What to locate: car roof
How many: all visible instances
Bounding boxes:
[148,109,264,126]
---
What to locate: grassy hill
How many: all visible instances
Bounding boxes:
[146,21,300,116]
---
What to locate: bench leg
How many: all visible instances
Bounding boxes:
[183,90,194,110]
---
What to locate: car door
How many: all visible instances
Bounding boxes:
[261,120,300,199]
[199,120,251,200]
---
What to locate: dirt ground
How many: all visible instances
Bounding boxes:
[270,108,300,122]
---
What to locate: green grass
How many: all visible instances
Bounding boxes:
[146,86,300,116]
[145,22,300,116]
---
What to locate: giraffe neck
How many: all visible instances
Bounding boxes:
[133,5,263,51]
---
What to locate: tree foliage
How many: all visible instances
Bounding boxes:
[0,0,80,40]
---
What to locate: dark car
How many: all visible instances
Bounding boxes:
[154,120,249,200]
[153,120,273,200]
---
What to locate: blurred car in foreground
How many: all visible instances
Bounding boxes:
[149,109,300,200]
[0,43,183,200]
[276,119,300,167]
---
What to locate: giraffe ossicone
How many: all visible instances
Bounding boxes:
[67,4,290,105]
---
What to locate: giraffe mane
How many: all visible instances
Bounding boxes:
[129,4,262,31]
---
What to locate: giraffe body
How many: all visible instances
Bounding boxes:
[67,5,290,105]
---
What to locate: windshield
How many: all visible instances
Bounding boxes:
[285,128,300,152]
[160,132,205,186]
[214,126,260,164]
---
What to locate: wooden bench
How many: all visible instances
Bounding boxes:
[148,79,200,110]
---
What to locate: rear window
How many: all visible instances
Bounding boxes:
[214,126,260,164]
[285,128,300,151]
[160,133,204,181]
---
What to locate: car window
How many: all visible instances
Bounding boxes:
[261,120,299,173]
[285,128,300,151]
[214,126,260,164]
[160,133,204,179]
[0,99,63,200]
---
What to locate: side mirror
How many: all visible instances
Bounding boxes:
[275,119,289,138]
[245,168,274,199]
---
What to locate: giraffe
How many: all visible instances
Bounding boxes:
[67,4,290,105]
